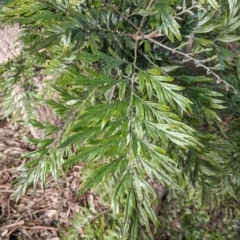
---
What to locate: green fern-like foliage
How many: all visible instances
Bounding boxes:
[1,0,240,239]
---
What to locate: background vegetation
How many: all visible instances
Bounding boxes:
[0,0,240,239]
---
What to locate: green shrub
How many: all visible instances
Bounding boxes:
[0,0,240,239]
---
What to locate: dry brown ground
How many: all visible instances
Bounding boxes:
[0,118,89,239]
[0,26,89,240]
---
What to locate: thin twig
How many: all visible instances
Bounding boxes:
[0,220,24,230]
[145,37,238,94]
[0,189,54,193]
[0,167,16,173]
[22,226,58,230]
